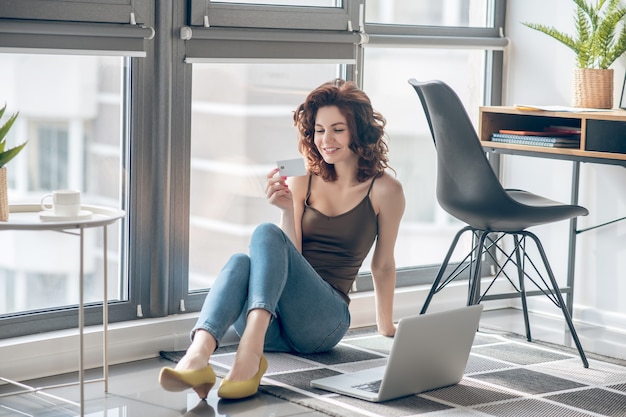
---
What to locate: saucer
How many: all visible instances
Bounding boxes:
[39,210,93,222]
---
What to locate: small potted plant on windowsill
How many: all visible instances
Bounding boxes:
[523,0,626,108]
[0,104,28,221]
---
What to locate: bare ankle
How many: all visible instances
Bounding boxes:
[176,352,208,371]
[227,349,263,381]
[176,329,216,370]
[176,336,216,371]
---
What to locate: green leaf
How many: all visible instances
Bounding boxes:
[605,24,626,67]
[522,22,578,51]
[0,141,27,168]
[523,0,626,69]
[0,108,18,144]
[0,105,27,167]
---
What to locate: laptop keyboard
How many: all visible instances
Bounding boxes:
[352,380,382,393]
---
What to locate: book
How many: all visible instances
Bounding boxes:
[492,132,580,143]
[514,104,609,113]
[491,137,580,148]
[490,133,580,148]
[544,125,582,135]
[499,129,580,137]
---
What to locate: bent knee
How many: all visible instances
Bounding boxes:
[251,222,285,243]
[225,252,251,272]
[230,252,250,263]
[254,222,282,235]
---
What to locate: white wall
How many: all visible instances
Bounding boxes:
[505,0,626,331]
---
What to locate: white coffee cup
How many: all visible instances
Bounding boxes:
[40,190,82,217]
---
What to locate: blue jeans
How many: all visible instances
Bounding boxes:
[192,222,351,354]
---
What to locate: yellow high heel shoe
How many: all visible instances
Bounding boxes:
[159,365,216,399]
[217,355,268,400]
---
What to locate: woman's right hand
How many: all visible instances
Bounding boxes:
[266,168,293,211]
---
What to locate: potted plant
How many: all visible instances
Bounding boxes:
[0,104,28,221]
[523,0,626,108]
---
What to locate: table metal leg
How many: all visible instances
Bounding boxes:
[79,225,109,416]
[79,226,85,416]
[0,205,123,416]
[103,225,109,393]
[567,161,581,315]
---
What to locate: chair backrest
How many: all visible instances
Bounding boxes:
[408,79,515,227]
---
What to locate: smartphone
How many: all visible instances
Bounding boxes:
[276,158,307,177]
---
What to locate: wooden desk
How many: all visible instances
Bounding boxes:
[478,106,626,314]
[479,106,626,165]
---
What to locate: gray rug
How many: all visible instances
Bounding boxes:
[160,328,626,417]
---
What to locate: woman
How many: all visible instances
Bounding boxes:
[159,79,405,400]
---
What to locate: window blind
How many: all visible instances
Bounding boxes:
[183,27,359,63]
[0,19,154,56]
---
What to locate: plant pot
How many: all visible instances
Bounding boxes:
[571,68,614,109]
[0,167,7,221]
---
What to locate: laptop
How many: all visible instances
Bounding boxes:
[310,304,483,402]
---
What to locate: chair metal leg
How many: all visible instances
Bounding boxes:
[468,231,489,306]
[513,234,532,342]
[524,231,589,368]
[421,226,473,314]
[466,231,479,305]
[426,224,588,368]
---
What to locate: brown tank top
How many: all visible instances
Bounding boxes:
[301,175,378,304]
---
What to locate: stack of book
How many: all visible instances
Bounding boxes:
[490,126,581,148]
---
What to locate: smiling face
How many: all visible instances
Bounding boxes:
[313,105,357,167]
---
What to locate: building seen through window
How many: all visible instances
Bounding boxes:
[366,0,489,27]
[0,54,125,314]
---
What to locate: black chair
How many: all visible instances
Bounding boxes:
[409,79,589,368]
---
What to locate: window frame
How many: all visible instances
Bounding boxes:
[0,53,137,339]
[0,0,153,338]
[179,0,507,310]
[351,0,506,288]
[0,0,508,337]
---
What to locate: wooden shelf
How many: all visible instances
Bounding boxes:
[479,106,626,163]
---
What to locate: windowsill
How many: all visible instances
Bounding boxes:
[0,282,509,383]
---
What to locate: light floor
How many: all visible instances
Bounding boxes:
[1,307,625,417]
[481,307,626,362]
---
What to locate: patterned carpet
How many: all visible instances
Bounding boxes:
[161,327,626,417]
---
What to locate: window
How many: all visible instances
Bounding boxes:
[350,0,505,289]
[0,0,507,331]
[183,0,506,299]
[0,54,128,331]
[362,48,485,268]
[366,0,492,27]
[188,63,341,291]
[0,0,150,338]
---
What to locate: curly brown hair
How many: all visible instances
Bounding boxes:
[293,79,390,182]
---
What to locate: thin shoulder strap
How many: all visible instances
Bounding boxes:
[305,174,313,202]
[367,175,377,195]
